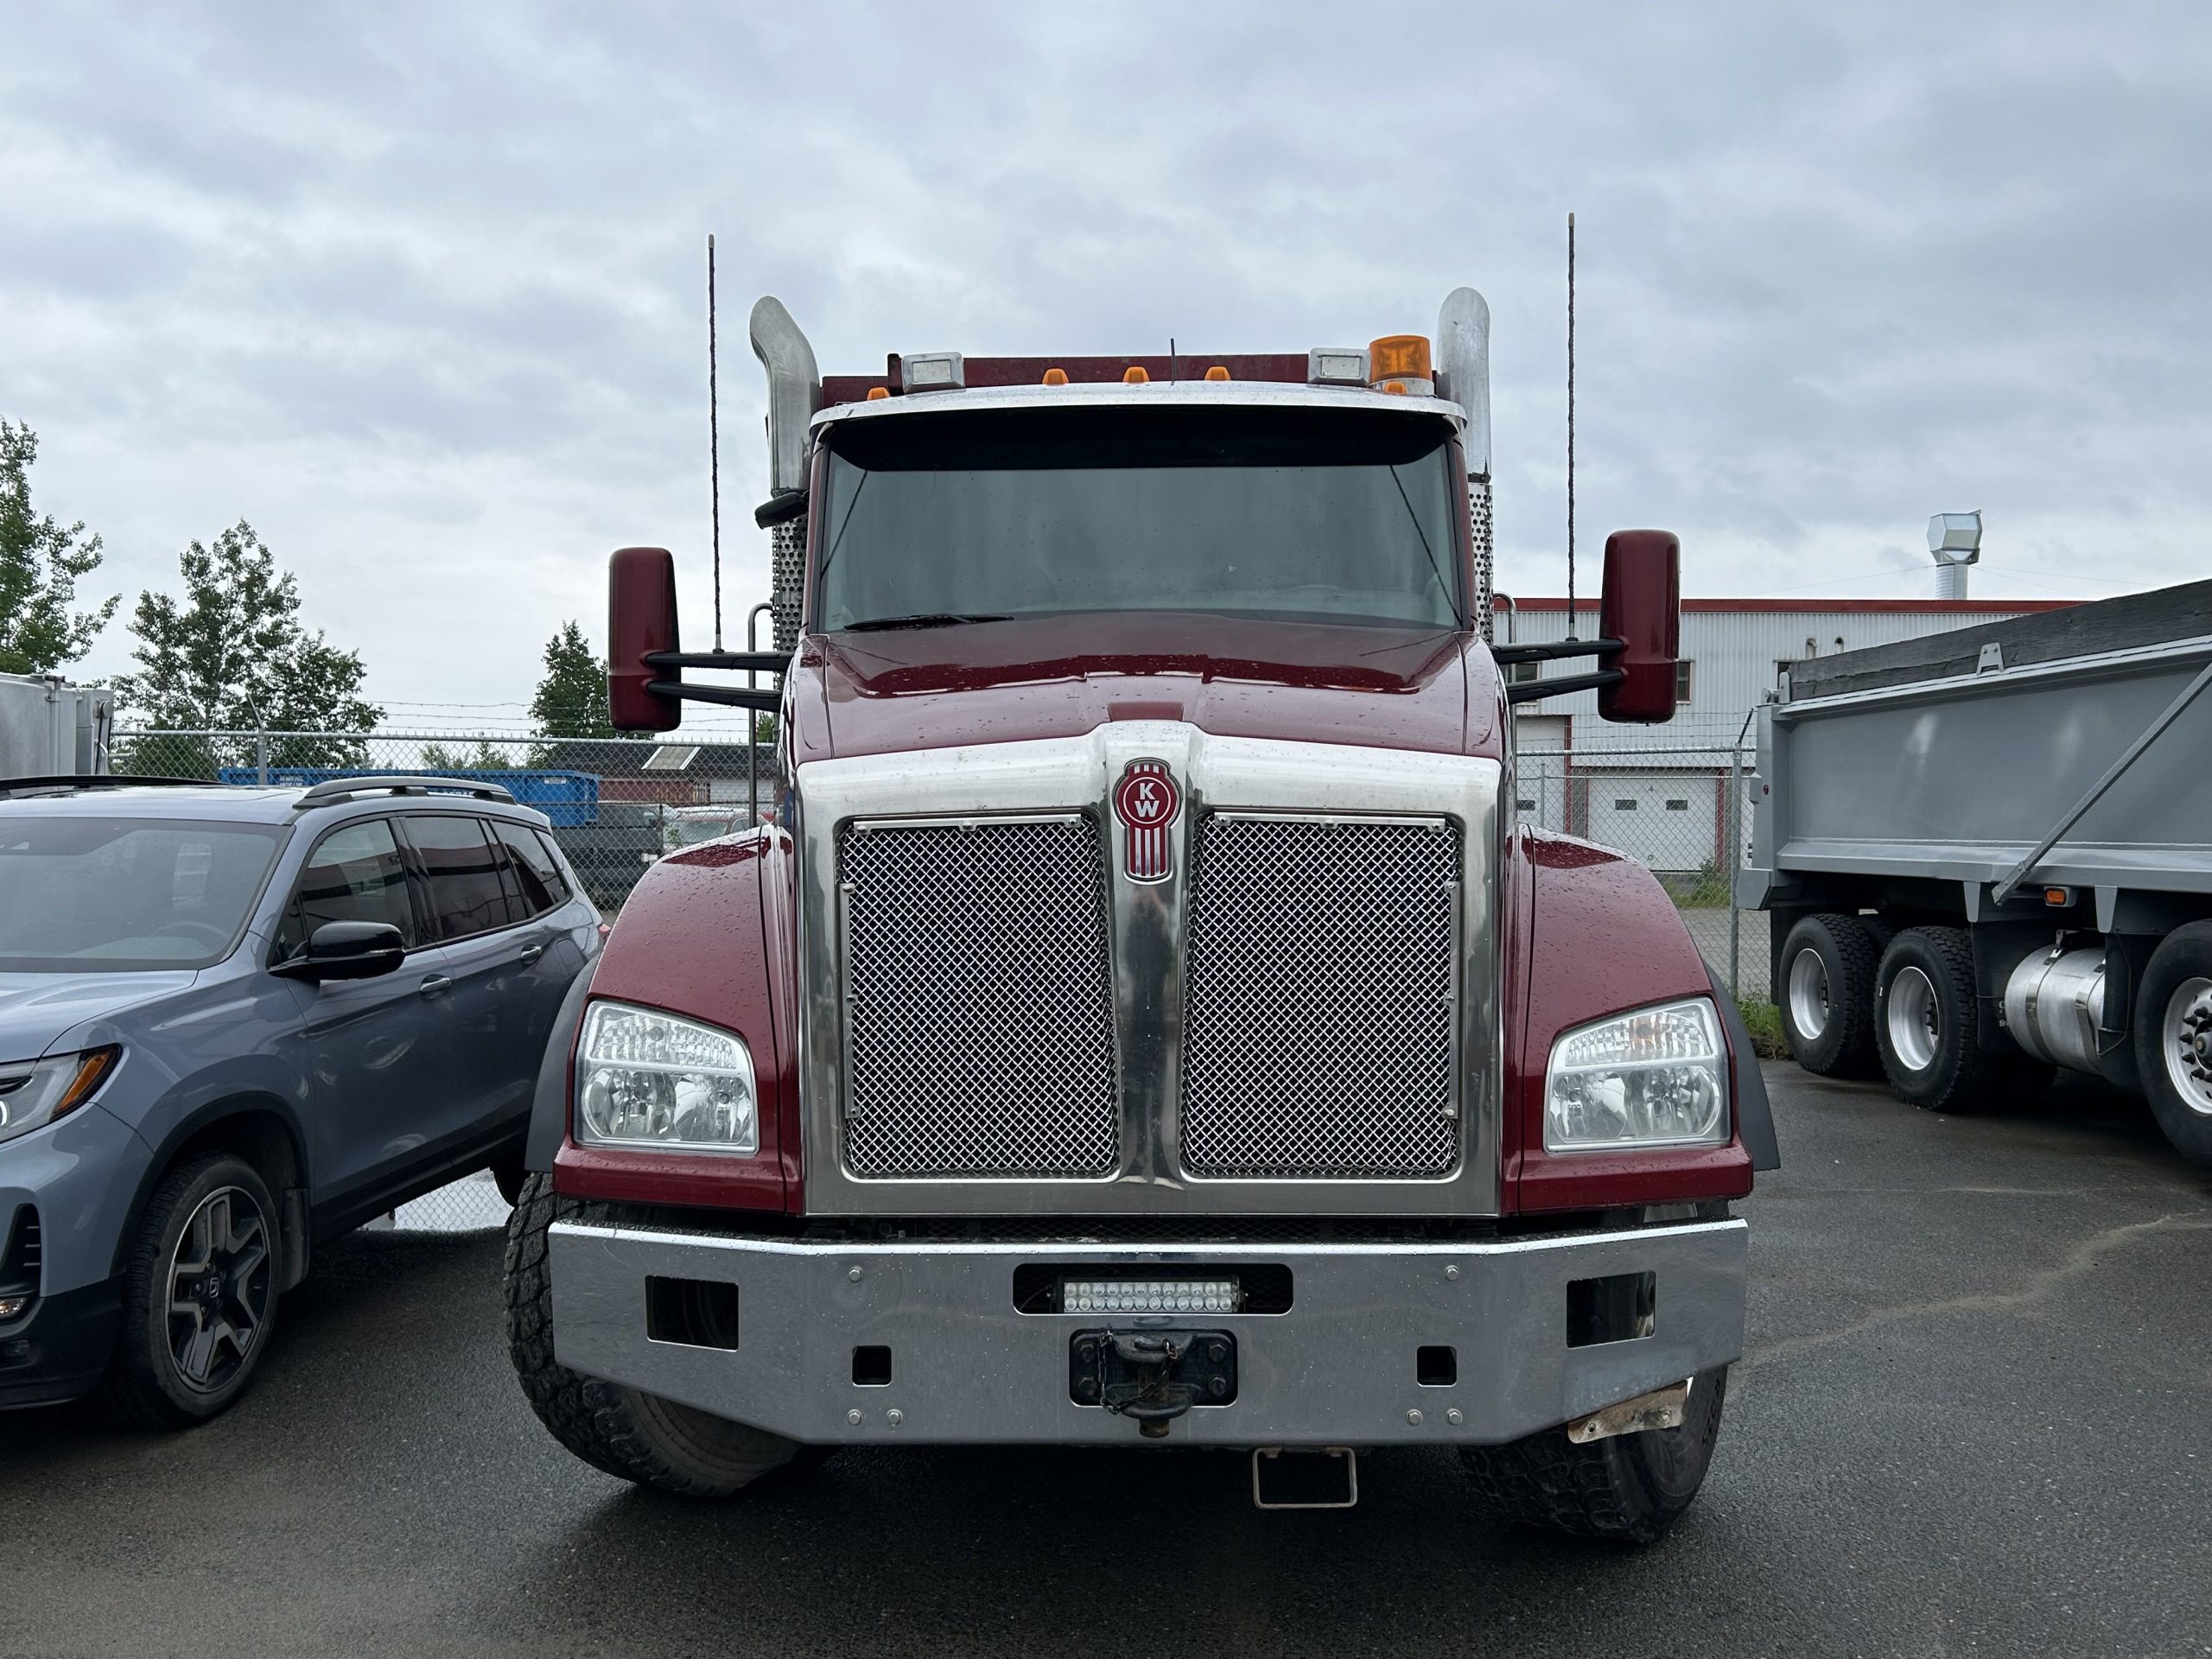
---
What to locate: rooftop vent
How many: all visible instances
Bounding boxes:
[1928,512,1982,601]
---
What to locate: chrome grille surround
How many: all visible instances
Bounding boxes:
[839,816,1119,1179]
[794,724,1503,1217]
[1181,814,1460,1178]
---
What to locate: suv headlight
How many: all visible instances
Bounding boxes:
[574,1002,758,1155]
[1544,999,1729,1153]
[0,1047,121,1147]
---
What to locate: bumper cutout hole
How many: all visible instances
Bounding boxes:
[1416,1344,1457,1386]
[1567,1271,1656,1348]
[852,1344,893,1386]
[645,1275,740,1350]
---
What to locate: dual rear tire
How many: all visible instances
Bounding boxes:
[1778,914,2045,1113]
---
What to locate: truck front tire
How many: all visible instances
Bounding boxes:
[2133,922,2212,1166]
[1460,1367,1729,1543]
[504,1176,817,1497]
[1777,913,1880,1076]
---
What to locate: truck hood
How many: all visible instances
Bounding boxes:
[0,970,198,1063]
[789,612,1498,762]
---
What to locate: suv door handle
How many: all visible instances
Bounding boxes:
[418,975,454,998]
[517,944,545,965]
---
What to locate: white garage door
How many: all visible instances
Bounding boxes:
[1585,773,1715,873]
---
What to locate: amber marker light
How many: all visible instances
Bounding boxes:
[1205,365,1230,381]
[1042,367,1069,385]
[866,386,890,400]
[1122,365,1150,384]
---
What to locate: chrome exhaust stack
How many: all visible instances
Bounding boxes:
[749,296,820,652]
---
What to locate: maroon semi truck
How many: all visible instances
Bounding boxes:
[501,289,1778,1540]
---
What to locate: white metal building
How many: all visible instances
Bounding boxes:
[1498,595,2069,871]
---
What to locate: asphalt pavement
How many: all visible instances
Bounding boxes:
[8,1064,2210,1659]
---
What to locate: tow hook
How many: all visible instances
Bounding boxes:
[1566,1378,1693,1444]
[1069,1330,1237,1438]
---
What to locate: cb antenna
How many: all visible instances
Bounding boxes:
[1566,209,1577,639]
[709,232,722,652]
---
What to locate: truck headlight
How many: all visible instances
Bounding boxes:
[0,1047,119,1147]
[575,1001,758,1155]
[1544,999,1728,1153]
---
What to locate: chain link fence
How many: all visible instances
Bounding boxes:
[1518,735,1768,1006]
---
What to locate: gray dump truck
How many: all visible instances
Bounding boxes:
[1739,578,2212,1163]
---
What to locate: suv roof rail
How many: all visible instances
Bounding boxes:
[292,775,518,810]
[3,773,212,797]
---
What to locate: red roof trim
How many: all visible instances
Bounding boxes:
[1495,596,2073,615]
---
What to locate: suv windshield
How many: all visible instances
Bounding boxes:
[0,817,283,972]
[814,405,1465,632]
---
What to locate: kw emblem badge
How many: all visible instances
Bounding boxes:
[1114,759,1181,883]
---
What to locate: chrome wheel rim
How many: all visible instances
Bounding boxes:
[2161,976,2212,1117]
[1787,947,1831,1042]
[166,1186,272,1395]
[1887,966,1940,1072]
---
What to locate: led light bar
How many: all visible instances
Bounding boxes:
[1060,1277,1242,1314]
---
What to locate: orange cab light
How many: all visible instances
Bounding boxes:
[1123,365,1150,384]
[1042,367,1069,385]
[1381,381,1408,395]
[1369,334,1432,384]
[1205,365,1230,382]
[866,385,890,400]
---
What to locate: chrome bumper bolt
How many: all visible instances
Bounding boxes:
[1406,1408,1423,1427]
[886,1408,904,1428]
[1446,1408,1465,1427]
[847,1408,863,1427]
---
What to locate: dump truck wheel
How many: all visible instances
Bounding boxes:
[503,1175,817,1497]
[1777,913,1880,1076]
[2133,922,2212,1166]
[1874,927,2044,1113]
[1460,1367,1729,1544]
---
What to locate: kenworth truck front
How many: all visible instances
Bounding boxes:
[502,288,1779,1540]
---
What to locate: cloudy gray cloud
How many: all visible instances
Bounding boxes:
[5,0,2208,729]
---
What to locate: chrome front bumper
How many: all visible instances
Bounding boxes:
[548,1217,1747,1446]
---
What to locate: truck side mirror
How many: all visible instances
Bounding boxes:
[1597,530,1681,724]
[608,546,683,733]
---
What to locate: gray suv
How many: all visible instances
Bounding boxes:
[0,775,601,1425]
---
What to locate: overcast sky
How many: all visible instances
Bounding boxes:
[6,2,2208,734]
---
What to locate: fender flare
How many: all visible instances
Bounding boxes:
[524,962,597,1173]
[1707,960,1781,1171]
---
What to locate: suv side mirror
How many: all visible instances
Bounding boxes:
[608,546,683,733]
[1596,529,1681,724]
[272,920,406,982]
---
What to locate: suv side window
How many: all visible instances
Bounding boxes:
[274,817,419,960]
[401,815,518,938]
[493,819,565,916]
[531,830,574,903]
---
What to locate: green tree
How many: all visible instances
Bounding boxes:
[112,521,382,771]
[529,620,616,740]
[0,420,118,674]
[421,739,516,771]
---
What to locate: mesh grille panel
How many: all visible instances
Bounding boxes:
[841,818,1119,1178]
[1181,816,1460,1178]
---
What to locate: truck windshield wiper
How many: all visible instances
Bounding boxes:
[842,613,1010,632]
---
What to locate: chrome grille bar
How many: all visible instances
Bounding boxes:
[839,816,1120,1179]
[1180,813,1460,1179]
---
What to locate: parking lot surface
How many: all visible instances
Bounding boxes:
[8,1064,2210,1659]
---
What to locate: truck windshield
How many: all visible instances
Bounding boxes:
[814,404,1465,632]
[0,817,283,972]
